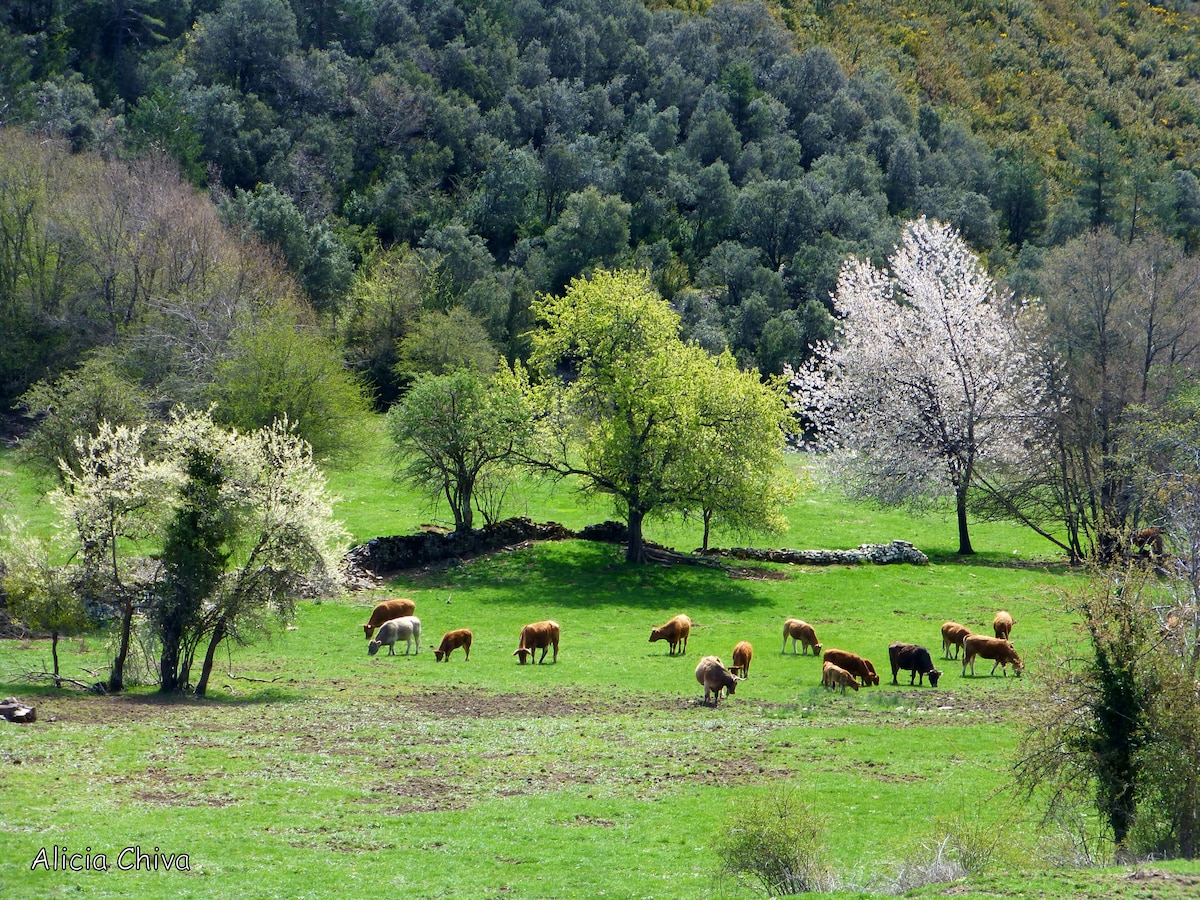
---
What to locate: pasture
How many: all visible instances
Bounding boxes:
[2,444,1199,899]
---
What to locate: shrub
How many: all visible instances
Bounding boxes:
[710,787,838,896]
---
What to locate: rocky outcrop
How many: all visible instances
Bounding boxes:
[700,540,929,566]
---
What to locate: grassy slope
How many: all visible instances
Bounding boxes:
[1,435,1197,899]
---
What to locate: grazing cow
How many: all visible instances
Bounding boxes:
[695,655,740,705]
[941,622,971,660]
[362,598,416,639]
[1133,526,1165,558]
[782,618,822,656]
[513,620,560,665]
[367,616,421,656]
[433,629,473,662]
[821,661,860,693]
[822,648,880,686]
[993,610,1015,641]
[730,641,753,678]
[888,642,942,687]
[649,614,692,656]
[962,635,1024,677]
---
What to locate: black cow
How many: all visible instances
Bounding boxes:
[888,642,942,687]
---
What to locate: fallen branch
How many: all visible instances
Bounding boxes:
[225,671,283,684]
[11,666,102,693]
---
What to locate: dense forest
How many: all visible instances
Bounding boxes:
[3,0,1200,415]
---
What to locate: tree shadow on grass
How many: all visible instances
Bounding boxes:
[117,686,304,706]
[403,539,780,614]
[922,548,1073,574]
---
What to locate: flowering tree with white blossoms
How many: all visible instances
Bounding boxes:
[790,217,1045,555]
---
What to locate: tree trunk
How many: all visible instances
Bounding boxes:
[450,472,474,532]
[194,616,228,698]
[108,592,134,693]
[159,622,182,694]
[702,508,713,553]
[956,482,975,555]
[626,508,647,564]
[51,630,61,689]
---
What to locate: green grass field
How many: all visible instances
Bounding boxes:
[2,435,1198,899]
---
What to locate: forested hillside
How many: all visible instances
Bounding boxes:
[3,0,1200,413]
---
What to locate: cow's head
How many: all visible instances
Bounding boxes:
[513,648,532,665]
[927,668,942,688]
[367,640,383,656]
[434,649,446,662]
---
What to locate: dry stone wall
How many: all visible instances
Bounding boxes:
[341,518,928,579]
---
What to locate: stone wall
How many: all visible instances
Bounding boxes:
[342,517,578,576]
[341,518,928,581]
[700,540,930,566]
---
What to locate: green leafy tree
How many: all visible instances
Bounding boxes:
[154,413,234,694]
[543,187,631,292]
[386,367,531,532]
[395,307,498,382]
[189,0,300,95]
[17,353,151,485]
[0,520,87,686]
[1016,564,1200,858]
[208,311,373,465]
[339,245,424,407]
[524,269,794,563]
[684,352,798,551]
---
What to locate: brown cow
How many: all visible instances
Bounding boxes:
[649,614,692,656]
[962,635,1024,677]
[821,660,860,693]
[363,598,416,639]
[730,641,753,678]
[695,655,740,705]
[941,622,971,660]
[782,618,822,656]
[513,620,560,665]
[992,610,1015,641]
[822,648,880,686]
[1134,526,1165,558]
[433,629,473,662]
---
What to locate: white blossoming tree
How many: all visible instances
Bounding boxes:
[50,411,346,695]
[791,217,1044,555]
[158,410,347,697]
[52,423,181,692]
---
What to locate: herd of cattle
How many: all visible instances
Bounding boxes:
[360,598,1025,705]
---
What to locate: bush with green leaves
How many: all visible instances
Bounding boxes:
[207,311,373,466]
[710,787,838,896]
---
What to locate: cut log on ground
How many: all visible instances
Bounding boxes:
[0,697,36,723]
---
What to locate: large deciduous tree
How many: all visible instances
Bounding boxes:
[792,217,1042,555]
[207,307,373,466]
[524,269,795,563]
[1026,229,1200,562]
